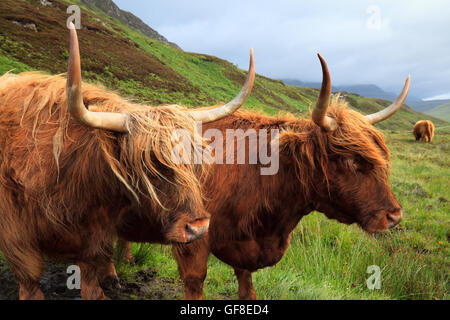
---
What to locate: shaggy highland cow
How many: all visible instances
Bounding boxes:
[114,55,410,300]
[413,120,435,142]
[0,24,254,299]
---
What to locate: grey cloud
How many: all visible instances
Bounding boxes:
[114,0,450,99]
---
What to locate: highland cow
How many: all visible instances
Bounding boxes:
[0,24,254,299]
[413,120,435,142]
[114,54,410,300]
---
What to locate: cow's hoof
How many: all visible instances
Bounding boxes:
[101,276,122,291]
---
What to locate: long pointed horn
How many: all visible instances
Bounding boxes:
[365,76,411,124]
[189,49,255,123]
[66,23,129,132]
[312,54,337,131]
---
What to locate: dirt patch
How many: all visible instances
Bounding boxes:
[409,183,429,198]
[393,181,430,200]
[107,269,183,300]
[0,260,18,300]
[0,259,183,300]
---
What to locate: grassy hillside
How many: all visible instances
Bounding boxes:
[0,0,446,130]
[425,102,450,122]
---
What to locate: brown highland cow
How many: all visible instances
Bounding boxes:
[114,55,410,300]
[0,24,254,299]
[413,120,435,142]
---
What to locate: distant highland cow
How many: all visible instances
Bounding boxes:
[413,120,435,142]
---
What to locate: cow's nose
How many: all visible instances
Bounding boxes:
[386,210,402,228]
[184,218,209,242]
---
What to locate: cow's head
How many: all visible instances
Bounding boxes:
[65,24,254,243]
[280,54,409,233]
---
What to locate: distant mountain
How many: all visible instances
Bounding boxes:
[407,99,450,112]
[281,79,328,90]
[282,79,399,101]
[282,79,449,112]
[80,0,181,49]
[425,102,450,122]
[339,84,400,101]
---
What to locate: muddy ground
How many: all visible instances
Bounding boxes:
[0,260,183,300]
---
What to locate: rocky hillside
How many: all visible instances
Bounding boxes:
[80,0,180,49]
[0,0,446,130]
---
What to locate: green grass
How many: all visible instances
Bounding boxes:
[0,55,32,74]
[117,130,449,300]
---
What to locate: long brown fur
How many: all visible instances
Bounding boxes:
[413,120,435,143]
[0,72,206,286]
[115,95,402,300]
[204,95,390,207]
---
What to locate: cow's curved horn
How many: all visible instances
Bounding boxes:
[365,76,410,124]
[189,49,255,123]
[66,23,129,132]
[312,54,337,131]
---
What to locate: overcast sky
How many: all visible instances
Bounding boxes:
[114,0,450,100]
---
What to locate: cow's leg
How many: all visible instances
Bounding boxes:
[96,258,121,290]
[2,246,45,300]
[16,260,45,300]
[78,261,109,300]
[173,239,209,300]
[93,241,121,290]
[234,268,257,300]
[19,281,45,300]
[11,264,45,300]
[97,239,134,290]
[117,239,134,264]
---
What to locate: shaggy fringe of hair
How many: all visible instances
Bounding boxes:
[0,71,206,219]
[0,72,209,281]
[91,102,206,210]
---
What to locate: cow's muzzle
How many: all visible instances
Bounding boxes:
[386,209,402,229]
[184,218,209,243]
